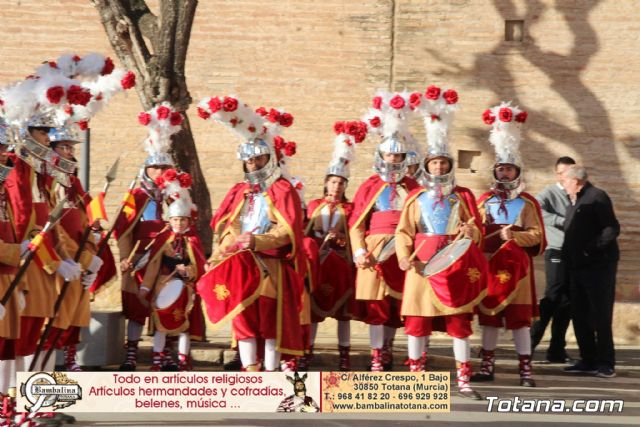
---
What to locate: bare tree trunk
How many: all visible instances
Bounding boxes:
[91,0,212,251]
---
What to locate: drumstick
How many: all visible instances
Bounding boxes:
[408,240,426,262]
[318,233,333,253]
[126,240,141,264]
[364,238,386,259]
[485,224,512,240]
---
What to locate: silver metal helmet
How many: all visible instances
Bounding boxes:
[406,150,421,167]
[168,198,192,218]
[48,126,83,145]
[423,154,456,197]
[373,150,407,183]
[326,157,350,182]
[144,152,175,168]
[378,132,408,155]
[492,162,524,199]
[239,139,281,189]
[237,138,271,161]
[27,111,60,129]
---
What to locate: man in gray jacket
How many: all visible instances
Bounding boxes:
[530,156,575,363]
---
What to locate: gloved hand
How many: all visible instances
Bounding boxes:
[81,272,97,290]
[56,259,82,281]
[20,240,31,254]
[88,255,104,274]
[0,304,5,321]
[18,291,26,313]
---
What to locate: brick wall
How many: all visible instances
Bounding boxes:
[1,1,639,338]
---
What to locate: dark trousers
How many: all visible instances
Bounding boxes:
[531,249,571,359]
[569,261,617,368]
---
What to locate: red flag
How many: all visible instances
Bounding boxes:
[28,231,61,274]
[86,191,108,224]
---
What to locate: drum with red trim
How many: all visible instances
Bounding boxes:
[421,238,488,310]
[155,278,185,310]
[196,250,264,325]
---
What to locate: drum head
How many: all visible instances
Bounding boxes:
[422,238,472,277]
[155,278,184,309]
[377,237,396,263]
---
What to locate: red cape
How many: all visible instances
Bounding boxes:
[348,175,418,231]
[5,157,39,242]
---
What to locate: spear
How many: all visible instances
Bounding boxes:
[36,158,122,370]
[0,198,66,307]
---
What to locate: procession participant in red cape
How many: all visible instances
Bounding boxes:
[472,103,546,387]
[396,86,486,399]
[351,91,419,371]
[0,52,134,426]
[115,102,182,371]
[304,120,364,371]
[138,170,205,371]
[40,126,107,372]
[197,95,305,372]
[0,122,29,412]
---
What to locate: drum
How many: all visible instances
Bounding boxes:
[420,238,488,311]
[196,250,264,328]
[422,238,472,277]
[154,278,185,310]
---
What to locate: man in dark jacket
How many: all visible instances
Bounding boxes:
[531,157,575,363]
[561,165,619,378]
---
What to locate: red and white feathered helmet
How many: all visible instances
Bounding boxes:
[197,95,297,188]
[483,101,528,195]
[138,102,183,169]
[155,169,195,219]
[327,120,368,182]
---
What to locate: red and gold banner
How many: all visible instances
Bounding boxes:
[86,191,108,224]
[28,231,61,274]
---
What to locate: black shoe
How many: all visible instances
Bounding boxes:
[564,361,597,374]
[223,355,242,371]
[596,366,616,378]
[118,361,136,371]
[545,356,577,364]
[520,377,536,387]
[470,372,494,382]
[458,389,482,400]
[54,413,76,424]
[161,364,179,372]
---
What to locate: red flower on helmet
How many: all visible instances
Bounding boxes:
[67,85,92,106]
[409,92,422,109]
[208,97,222,113]
[222,96,238,112]
[156,106,171,120]
[273,135,286,150]
[138,112,152,125]
[48,61,57,69]
[443,89,458,105]
[425,85,441,100]
[170,112,183,126]
[64,105,73,115]
[255,107,268,116]
[284,141,297,157]
[515,111,528,123]
[430,114,440,121]
[77,121,89,131]
[248,125,256,133]
[499,107,513,122]
[482,109,495,125]
[295,181,303,190]
[389,95,405,109]
[333,121,345,135]
[346,121,360,136]
[279,112,294,127]
[267,108,281,123]
[101,57,115,75]
[163,168,178,181]
[46,86,65,104]
[372,96,382,110]
[121,71,136,89]
[72,55,82,62]
[197,107,210,119]
[369,116,381,128]
[178,173,192,188]
[155,176,166,189]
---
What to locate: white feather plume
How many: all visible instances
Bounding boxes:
[485,101,527,166]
